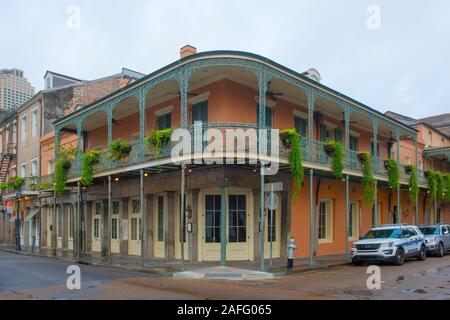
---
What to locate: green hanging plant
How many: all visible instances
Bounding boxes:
[108,139,132,161]
[444,173,450,202]
[55,156,71,197]
[7,176,25,191]
[358,151,375,205]
[38,183,52,191]
[145,128,174,155]
[81,149,101,187]
[0,182,9,191]
[425,170,437,202]
[384,158,399,189]
[324,140,344,180]
[436,171,444,202]
[408,165,419,203]
[280,129,304,196]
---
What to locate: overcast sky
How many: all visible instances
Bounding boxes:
[1,0,449,118]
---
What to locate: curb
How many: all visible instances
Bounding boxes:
[0,248,349,278]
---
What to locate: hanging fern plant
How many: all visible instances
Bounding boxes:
[108,139,131,161]
[55,156,71,197]
[358,151,375,205]
[408,165,419,203]
[384,158,399,189]
[81,149,101,187]
[281,129,304,196]
[146,128,174,155]
[425,170,437,202]
[8,176,25,191]
[324,140,344,180]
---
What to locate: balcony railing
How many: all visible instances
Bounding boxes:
[59,122,426,185]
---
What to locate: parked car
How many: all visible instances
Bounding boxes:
[351,224,426,266]
[418,224,450,257]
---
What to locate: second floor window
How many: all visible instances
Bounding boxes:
[20,163,26,178]
[21,115,26,143]
[427,131,432,147]
[294,116,307,137]
[256,104,273,128]
[157,112,171,130]
[191,100,208,124]
[31,159,38,177]
[349,135,359,151]
[31,109,37,137]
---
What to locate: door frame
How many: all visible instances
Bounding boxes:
[128,197,142,256]
[153,193,167,258]
[197,187,254,262]
[111,199,121,254]
[91,201,102,253]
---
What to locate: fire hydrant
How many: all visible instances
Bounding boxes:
[287,237,297,269]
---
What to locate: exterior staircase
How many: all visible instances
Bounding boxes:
[0,126,16,184]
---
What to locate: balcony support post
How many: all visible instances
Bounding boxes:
[309,168,314,266]
[374,179,378,226]
[54,128,61,162]
[258,66,267,129]
[77,181,81,260]
[414,136,419,224]
[344,105,352,166]
[396,128,401,223]
[140,168,145,268]
[259,162,265,272]
[108,175,112,265]
[107,106,113,146]
[372,120,378,173]
[345,174,350,262]
[139,87,146,158]
[76,123,83,173]
[307,91,315,144]
[180,68,188,129]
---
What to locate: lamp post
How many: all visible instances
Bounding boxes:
[15,191,21,251]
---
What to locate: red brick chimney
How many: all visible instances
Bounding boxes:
[180,45,197,59]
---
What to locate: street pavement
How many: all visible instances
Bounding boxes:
[0,251,449,300]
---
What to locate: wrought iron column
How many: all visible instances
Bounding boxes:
[309,168,314,266]
[76,124,83,171]
[372,120,378,172]
[180,68,188,129]
[396,128,401,223]
[259,162,265,272]
[107,107,113,145]
[307,91,315,144]
[345,174,349,262]
[374,180,378,226]
[139,87,146,159]
[220,183,227,266]
[108,175,112,264]
[180,164,186,267]
[414,137,419,224]
[258,66,267,129]
[344,106,351,165]
[77,181,81,260]
[140,169,144,267]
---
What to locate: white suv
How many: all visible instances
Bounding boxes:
[351,224,426,266]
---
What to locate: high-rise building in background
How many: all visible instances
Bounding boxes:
[0,69,35,111]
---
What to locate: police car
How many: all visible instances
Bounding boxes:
[351,224,426,266]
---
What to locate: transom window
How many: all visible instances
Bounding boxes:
[205,195,221,243]
[132,199,140,214]
[112,201,120,215]
[95,202,102,215]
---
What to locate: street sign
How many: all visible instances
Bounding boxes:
[264,182,283,192]
[266,193,279,210]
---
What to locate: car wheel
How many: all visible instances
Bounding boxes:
[436,243,444,257]
[352,260,362,266]
[394,248,405,266]
[417,245,427,261]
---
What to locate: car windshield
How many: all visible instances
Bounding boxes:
[419,227,439,235]
[363,228,401,239]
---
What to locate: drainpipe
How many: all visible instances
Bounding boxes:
[309,169,314,266]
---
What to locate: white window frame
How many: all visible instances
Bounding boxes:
[20,162,26,178]
[21,114,27,143]
[31,107,38,137]
[318,199,333,243]
[31,158,38,177]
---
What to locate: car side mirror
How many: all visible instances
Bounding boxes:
[444,231,449,235]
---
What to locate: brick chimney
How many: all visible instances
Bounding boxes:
[180,45,197,59]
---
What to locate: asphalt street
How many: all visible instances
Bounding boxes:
[0,251,449,300]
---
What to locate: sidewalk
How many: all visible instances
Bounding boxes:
[0,244,349,279]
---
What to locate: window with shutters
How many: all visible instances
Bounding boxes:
[294,116,307,137]
[256,104,273,128]
[191,100,208,124]
[157,112,171,130]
